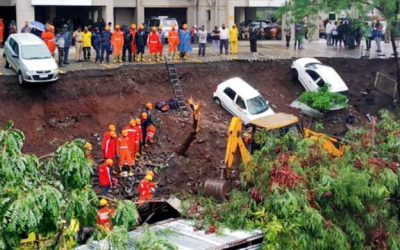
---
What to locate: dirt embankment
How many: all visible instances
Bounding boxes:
[0,59,396,194]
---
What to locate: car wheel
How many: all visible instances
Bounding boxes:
[17,72,25,85]
[4,56,10,69]
[214,97,222,107]
[291,69,299,83]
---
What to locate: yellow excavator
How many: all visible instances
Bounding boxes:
[204,113,345,201]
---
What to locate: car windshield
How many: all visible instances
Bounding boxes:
[148,19,160,27]
[247,95,269,115]
[161,19,178,28]
[305,62,322,69]
[21,45,51,60]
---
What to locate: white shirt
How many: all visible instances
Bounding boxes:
[198,30,208,43]
[326,23,334,34]
[219,28,229,40]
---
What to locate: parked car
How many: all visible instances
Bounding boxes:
[145,16,178,39]
[213,77,275,125]
[3,33,59,85]
[291,58,348,93]
[239,20,281,40]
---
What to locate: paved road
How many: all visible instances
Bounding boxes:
[0,39,395,76]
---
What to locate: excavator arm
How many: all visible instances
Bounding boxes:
[224,117,251,169]
[303,128,345,157]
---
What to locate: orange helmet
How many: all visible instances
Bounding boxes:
[110,131,117,138]
[105,159,113,165]
[115,24,121,30]
[129,119,136,126]
[108,124,116,131]
[135,118,141,125]
[131,23,136,29]
[146,103,153,110]
[121,129,128,136]
[141,112,148,119]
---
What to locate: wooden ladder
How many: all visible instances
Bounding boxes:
[165,56,188,113]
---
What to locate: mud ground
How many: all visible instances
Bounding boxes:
[0,59,397,195]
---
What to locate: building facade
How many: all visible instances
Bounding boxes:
[1,0,286,31]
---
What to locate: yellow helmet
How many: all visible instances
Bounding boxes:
[99,198,108,207]
[105,25,110,31]
[84,142,93,151]
[139,24,144,29]
[146,170,155,177]
[121,129,129,136]
[146,102,153,110]
[151,26,157,31]
[110,131,117,138]
[108,124,116,131]
[131,23,137,29]
[158,25,163,29]
[145,174,153,181]
[129,119,136,126]
[183,24,188,29]
[115,24,121,30]
[105,159,113,165]
[135,118,141,125]
[172,24,176,28]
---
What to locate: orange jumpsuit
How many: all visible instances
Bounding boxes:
[168,30,180,53]
[0,20,4,44]
[130,29,137,54]
[41,31,56,55]
[123,125,138,156]
[117,136,134,167]
[147,32,160,55]
[135,124,142,152]
[111,31,124,56]
[138,179,155,201]
[146,125,156,143]
[96,207,115,231]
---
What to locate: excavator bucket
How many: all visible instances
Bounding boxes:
[204,178,232,202]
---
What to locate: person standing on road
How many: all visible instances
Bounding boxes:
[229,24,239,54]
[21,21,32,33]
[178,24,192,60]
[82,27,92,61]
[219,24,229,55]
[332,21,338,47]
[130,24,137,62]
[0,18,4,46]
[198,25,207,56]
[168,24,180,59]
[122,25,133,62]
[294,23,304,50]
[135,24,147,62]
[249,27,258,53]
[325,21,334,46]
[157,25,166,61]
[363,22,373,51]
[9,20,17,35]
[73,27,83,62]
[41,25,55,56]
[373,20,383,53]
[284,25,291,48]
[100,25,112,64]
[111,25,124,63]
[98,159,113,197]
[63,25,72,64]
[336,21,344,47]
[92,27,101,63]
[55,29,65,66]
[147,26,160,62]
[211,26,220,54]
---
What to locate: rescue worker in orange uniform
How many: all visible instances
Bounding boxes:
[98,159,113,196]
[141,112,156,145]
[117,129,134,173]
[41,25,56,56]
[123,119,138,157]
[103,131,117,161]
[111,25,124,63]
[135,118,143,154]
[168,24,180,60]
[0,18,4,46]
[147,26,160,62]
[138,173,156,202]
[130,24,137,61]
[101,124,116,159]
[96,198,115,231]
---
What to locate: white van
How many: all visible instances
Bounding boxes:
[146,16,179,39]
[3,33,59,85]
[213,77,275,125]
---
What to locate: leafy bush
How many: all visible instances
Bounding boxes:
[299,84,348,111]
[135,225,178,250]
[113,200,139,231]
[191,110,400,249]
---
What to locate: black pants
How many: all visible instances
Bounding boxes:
[220,39,228,54]
[122,45,132,62]
[336,35,343,46]
[58,47,64,66]
[366,37,372,50]
[294,39,301,49]
[332,35,338,46]
[285,35,291,48]
[198,43,206,56]
[83,47,91,60]
[250,39,257,52]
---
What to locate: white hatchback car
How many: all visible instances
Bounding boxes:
[291,58,348,93]
[213,77,275,125]
[3,33,59,85]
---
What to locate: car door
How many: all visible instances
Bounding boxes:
[222,87,237,115]
[304,69,323,91]
[234,95,248,122]
[9,39,20,71]
[261,21,269,38]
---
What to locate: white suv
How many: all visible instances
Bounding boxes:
[213,77,275,125]
[3,33,59,85]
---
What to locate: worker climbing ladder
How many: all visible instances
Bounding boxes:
[164,56,188,113]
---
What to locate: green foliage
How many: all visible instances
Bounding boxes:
[135,225,178,250]
[191,110,400,249]
[108,226,129,250]
[113,200,139,231]
[0,123,98,249]
[299,85,348,111]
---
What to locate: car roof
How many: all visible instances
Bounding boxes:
[218,77,260,99]
[9,33,44,45]
[250,113,299,130]
[294,57,321,67]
